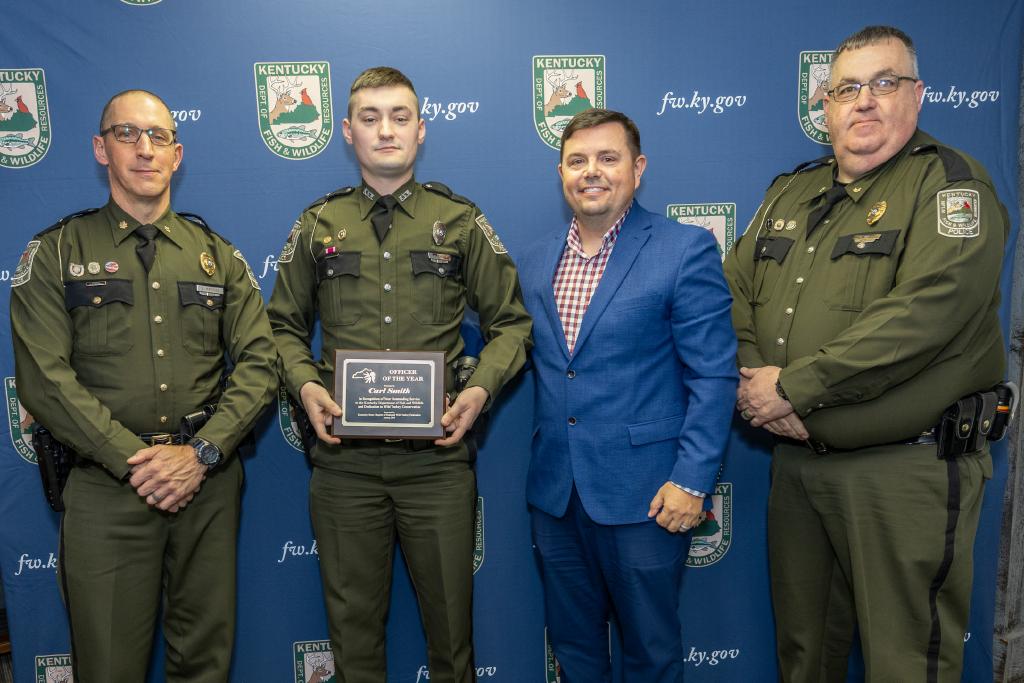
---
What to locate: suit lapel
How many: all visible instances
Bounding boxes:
[572,205,651,357]
[539,232,571,361]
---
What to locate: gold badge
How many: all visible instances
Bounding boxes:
[200,252,216,276]
[336,228,347,242]
[322,236,332,245]
[118,220,128,230]
[866,201,887,226]
[852,233,882,249]
[773,219,785,231]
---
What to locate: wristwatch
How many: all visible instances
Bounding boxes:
[189,437,222,468]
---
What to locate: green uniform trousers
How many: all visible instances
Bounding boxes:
[310,450,476,683]
[768,441,990,683]
[59,457,242,683]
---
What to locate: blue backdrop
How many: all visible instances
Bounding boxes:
[1,1,1021,681]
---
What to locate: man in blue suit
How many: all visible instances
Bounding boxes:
[518,109,737,682]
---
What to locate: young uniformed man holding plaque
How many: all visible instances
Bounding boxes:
[267,66,532,683]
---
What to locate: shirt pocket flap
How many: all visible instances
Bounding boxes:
[64,279,133,309]
[316,252,361,282]
[754,237,795,263]
[411,251,462,278]
[831,229,900,259]
[178,282,226,310]
[628,415,684,446]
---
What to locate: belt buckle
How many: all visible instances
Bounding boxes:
[383,438,402,443]
[148,433,173,445]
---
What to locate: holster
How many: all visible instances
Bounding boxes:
[936,382,1016,459]
[32,426,75,512]
[287,395,319,456]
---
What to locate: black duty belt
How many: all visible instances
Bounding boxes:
[137,432,188,446]
[802,428,937,455]
[345,438,436,452]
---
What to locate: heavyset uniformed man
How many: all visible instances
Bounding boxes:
[9,90,278,681]
[725,26,1008,682]
[267,66,532,682]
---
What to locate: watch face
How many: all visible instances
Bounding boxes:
[194,440,221,465]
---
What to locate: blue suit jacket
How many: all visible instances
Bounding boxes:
[518,202,738,525]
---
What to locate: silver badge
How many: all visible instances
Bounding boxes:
[87,261,101,274]
[432,220,446,246]
[69,263,84,277]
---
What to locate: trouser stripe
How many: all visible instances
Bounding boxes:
[926,457,960,683]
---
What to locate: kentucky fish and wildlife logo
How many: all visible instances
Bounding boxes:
[0,69,51,169]
[667,203,736,261]
[7,377,38,464]
[474,496,485,574]
[35,653,73,683]
[533,55,605,150]
[255,62,333,160]
[293,640,335,683]
[687,482,733,568]
[798,51,832,145]
[277,386,305,451]
[544,628,562,683]
[937,189,981,238]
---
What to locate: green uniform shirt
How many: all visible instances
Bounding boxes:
[10,199,279,479]
[268,178,533,466]
[724,130,1007,448]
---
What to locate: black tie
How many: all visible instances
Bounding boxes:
[135,224,160,272]
[370,195,397,244]
[807,184,848,236]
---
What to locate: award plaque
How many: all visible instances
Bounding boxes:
[332,350,445,438]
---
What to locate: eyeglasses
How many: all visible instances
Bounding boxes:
[99,123,177,146]
[827,75,918,103]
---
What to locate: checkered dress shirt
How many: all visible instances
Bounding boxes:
[552,209,628,355]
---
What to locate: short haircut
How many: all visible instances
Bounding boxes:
[560,109,642,161]
[98,89,174,132]
[832,25,919,80]
[348,66,418,118]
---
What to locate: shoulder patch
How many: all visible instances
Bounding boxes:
[305,186,355,212]
[422,181,475,207]
[12,240,41,287]
[279,218,302,264]
[911,144,974,183]
[33,208,99,240]
[936,189,980,238]
[767,155,834,189]
[475,214,507,254]
[233,248,261,289]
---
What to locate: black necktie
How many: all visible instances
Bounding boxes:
[807,184,848,236]
[370,195,397,244]
[135,224,160,272]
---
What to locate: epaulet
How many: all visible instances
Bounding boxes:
[33,208,99,239]
[422,181,475,207]
[909,143,974,183]
[305,186,355,212]
[178,211,233,245]
[766,154,834,189]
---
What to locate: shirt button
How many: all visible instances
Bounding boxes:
[92,296,102,305]
[806,246,815,253]
[159,416,168,424]
[776,338,785,346]
[154,315,163,323]
[156,349,165,357]
[568,417,577,425]
[383,251,392,260]
[567,370,576,379]
[438,267,446,275]
[384,283,392,292]
[152,281,160,290]
[823,219,830,224]
[795,277,804,284]
[206,299,214,307]
[785,307,794,315]
[384,316,393,324]
[159,384,168,392]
